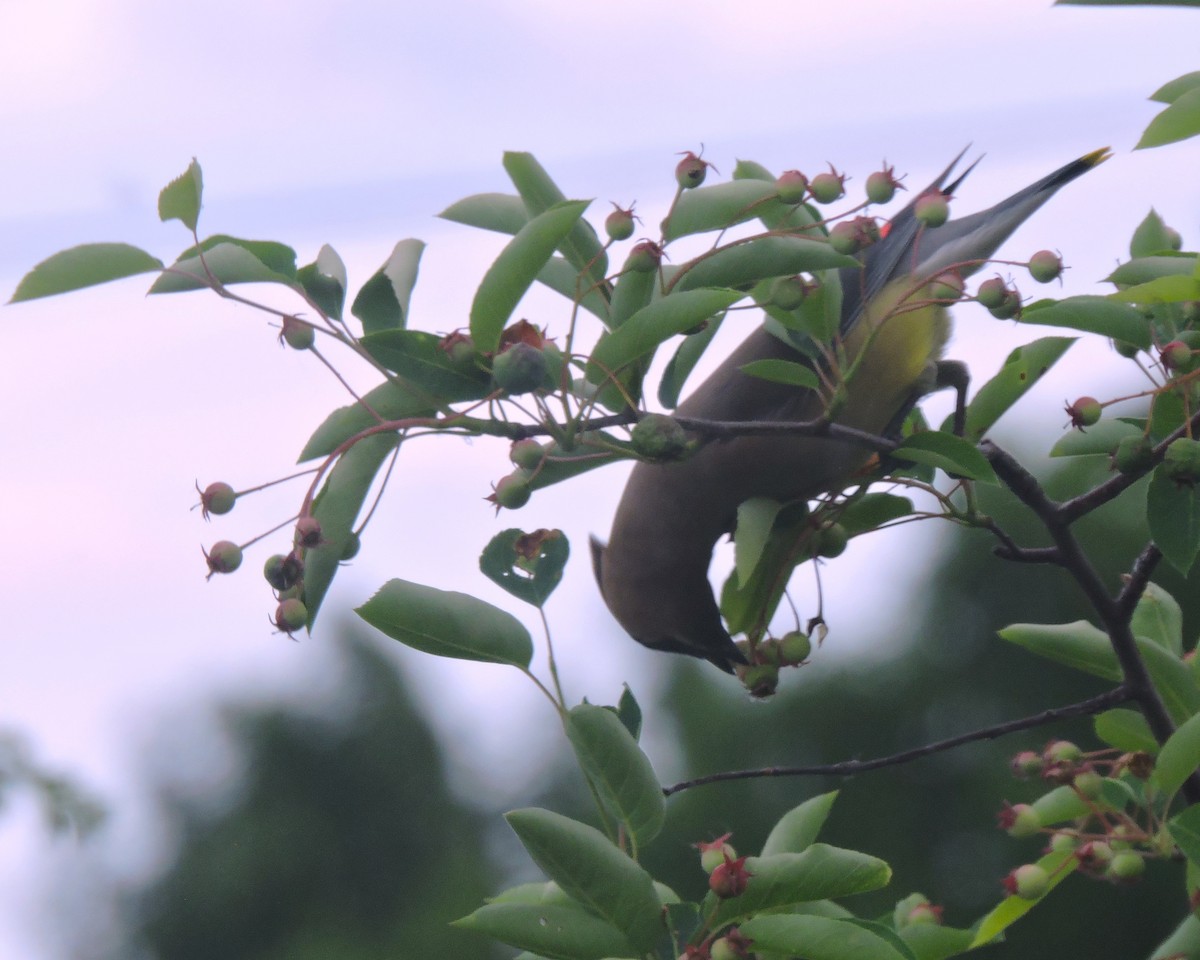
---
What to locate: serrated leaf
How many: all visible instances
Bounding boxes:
[739,914,909,960]
[761,792,839,856]
[661,180,782,241]
[893,432,998,484]
[505,808,663,954]
[674,236,856,293]
[1149,465,1200,575]
[658,314,723,408]
[157,158,203,231]
[1019,296,1152,349]
[351,239,424,334]
[298,381,434,462]
[998,621,1122,681]
[588,288,743,381]
[734,498,785,588]
[710,844,891,929]
[1132,582,1184,656]
[149,236,298,293]
[480,528,570,608]
[1152,710,1200,797]
[1131,209,1178,259]
[1050,418,1142,457]
[10,243,164,302]
[361,329,491,400]
[739,358,820,389]
[946,337,1075,441]
[1094,709,1159,754]
[565,705,665,849]
[357,578,533,667]
[439,192,529,234]
[969,850,1077,948]
[453,901,632,960]
[1137,84,1200,149]
[470,200,591,353]
[1170,804,1200,867]
[297,244,347,321]
[304,433,398,625]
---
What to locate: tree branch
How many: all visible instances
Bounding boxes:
[662,687,1132,796]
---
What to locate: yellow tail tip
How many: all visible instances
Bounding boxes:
[1083,147,1113,167]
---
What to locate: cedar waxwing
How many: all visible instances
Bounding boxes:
[591,148,1109,672]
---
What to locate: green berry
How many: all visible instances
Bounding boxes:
[814,522,849,558]
[1005,864,1049,900]
[274,597,308,633]
[737,663,779,698]
[1028,250,1063,283]
[1001,803,1041,839]
[509,439,545,470]
[775,169,808,204]
[264,553,303,591]
[1044,740,1082,764]
[768,275,809,311]
[440,331,476,366]
[914,192,949,228]
[1065,397,1102,430]
[975,277,1009,309]
[675,151,709,189]
[204,541,243,576]
[1049,832,1079,854]
[809,166,846,204]
[865,165,901,205]
[281,315,315,350]
[1112,436,1156,475]
[1164,437,1200,484]
[605,203,637,241]
[699,839,737,874]
[1106,850,1145,882]
[929,270,965,301]
[489,471,532,510]
[1011,750,1044,778]
[1072,770,1105,799]
[631,414,691,461]
[492,342,548,395]
[625,240,663,273]
[779,630,812,664]
[828,221,862,255]
[1161,339,1192,373]
[200,481,236,517]
[988,287,1023,320]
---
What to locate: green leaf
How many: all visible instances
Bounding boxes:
[897,922,975,960]
[841,920,919,960]
[304,432,398,625]
[1107,254,1199,285]
[1138,84,1200,149]
[970,850,1078,948]
[299,381,433,462]
[297,244,347,321]
[1094,709,1159,754]
[1131,209,1179,259]
[360,329,491,400]
[504,808,663,954]
[1132,582,1184,656]
[1152,710,1200,797]
[761,791,839,856]
[1152,70,1200,104]
[1032,784,1091,824]
[674,236,857,293]
[734,499,785,588]
[1170,804,1200,867]
[947,337,1075,441]
[149,236,298,293]
[588,288,744,380]
[1149,464,1200,575]
[1019,296,1152,349]
[564,704,665,849]
[615,685,642,741]
[439,192,529,234]
[892,432,998,484]
[1148,914,1200,960]
[537,256,611,323]
[658,314,723,408]
[739,358,820,389]
[502,152,608,291]
[10,243,165,302]
[350,239,424,334]
[710,844,891,929]
[661,180,781,241]
[1050,418,1142,457]
[1111,274,1200,304]
[470,200,591,353]
[526,435,630,493]
[157,158,203,231]
[453,901,632,960]
[589,266,657,409]
[837,493,913,536]
[997,621,1122,681]
[719,502,811,638]
[356,578,533,667]
[479,528,570,608]
[1140,639,1200,724]
[739,915,909,960]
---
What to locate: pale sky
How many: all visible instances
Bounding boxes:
[2,0,1198,955]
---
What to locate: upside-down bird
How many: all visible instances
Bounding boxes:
[591,148,1109,672]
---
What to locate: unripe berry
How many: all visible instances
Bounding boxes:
[264,553,304,591]
[1077,840,1115,873]
[631,414,691,461]
[625,240,663,274]
[199,481,236,518]
[1072,769,1105,799]
[775,169,808,204]
[975,277,1009,309]
[1160,339,1192,373]
[708,856,751,898]
[828,221,862,255]
[605,203,637,241]
[768,275,809,311]
[492,342,548,395]
[1164,438,1200,485]
[905,901,944,926]
[274,597,308,633]
[1106,850,1145,882]
[204,541,243,577]
[1004,864,1049,900]
[809,166,846,204]
[737,663,779,698]
[280,315,315,350]
[1065,397,1102,430]
[488,471,533,510]
[998,802,1041,839]
[509,439,545,470]
[779,630,812,664]
[294,516,323,549]
[914,192,950,228]
[865,165,902,205]
[1044,740,1082,764]
[929,270,965,302]
[1112,436,1155,475]
[675,151,709,190]
[1011,750,1044,778]
[814,522,849,558]
[439,331,476,366]
[697,834,738,874]
[1028,250,1063,284]
[1049,831,1080,854]
[989,287,1023,320]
